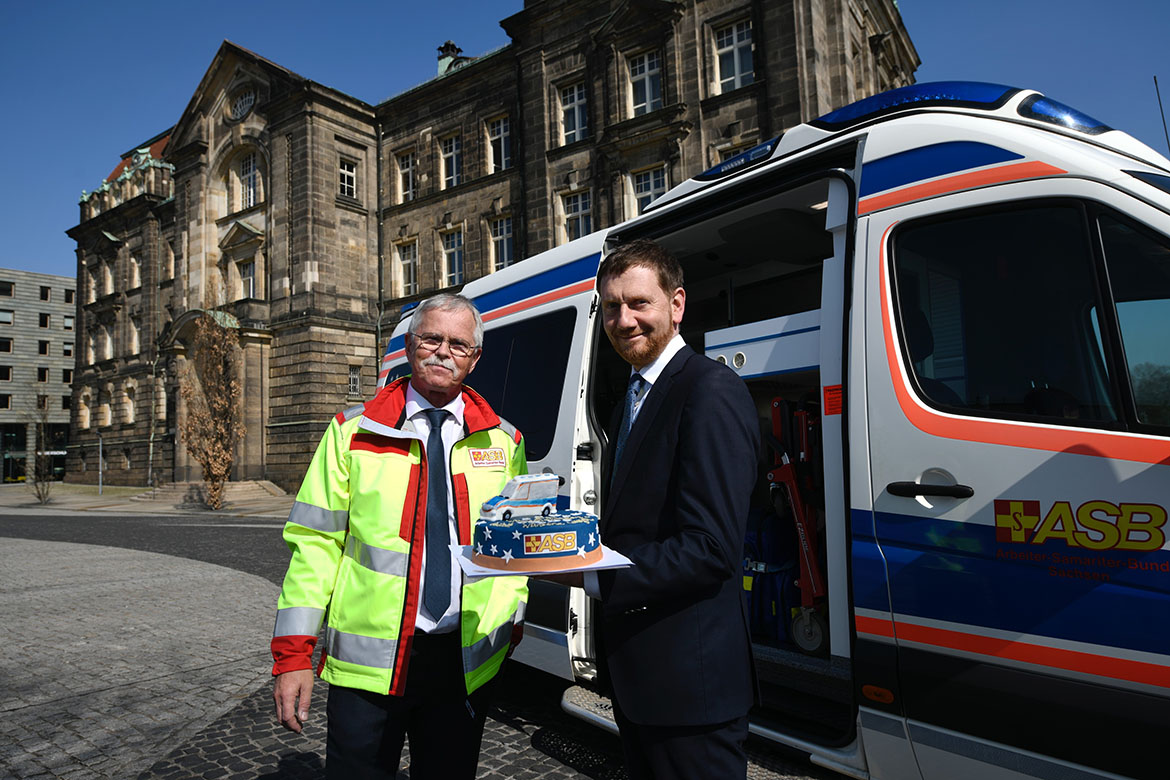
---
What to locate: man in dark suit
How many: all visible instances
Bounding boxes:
[543,239,760,778]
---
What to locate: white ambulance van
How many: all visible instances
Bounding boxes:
[380,82,1170,780]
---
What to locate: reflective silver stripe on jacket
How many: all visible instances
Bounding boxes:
[465,606,522,671]
[288,501,349,533]
[339,403,366,422]
[325,626,398,669]
[496,415,519,442]
[273,606,325,638]
[345,535,409,578]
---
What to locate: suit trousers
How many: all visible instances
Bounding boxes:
[612,698,749,780]
[325,630,495,780]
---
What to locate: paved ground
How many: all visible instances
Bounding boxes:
[0,483,840,779]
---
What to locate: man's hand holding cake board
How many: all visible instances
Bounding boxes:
[454,475,632,578]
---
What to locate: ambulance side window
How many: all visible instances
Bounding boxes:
[1097,213,1170,427]
[471,307,577,459]
[892,203,1118,424]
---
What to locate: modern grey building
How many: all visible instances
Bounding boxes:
[0,269,76,481]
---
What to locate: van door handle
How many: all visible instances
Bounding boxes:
[886,481,974,499]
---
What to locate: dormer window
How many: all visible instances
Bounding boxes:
[230,88,256,120]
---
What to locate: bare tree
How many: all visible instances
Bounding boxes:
[28,395,55,504]
[179,311,245,510]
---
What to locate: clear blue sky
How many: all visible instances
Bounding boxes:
[1,0,1167,280]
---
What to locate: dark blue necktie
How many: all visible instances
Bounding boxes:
[613,374,644,468]
[422,408,451,620]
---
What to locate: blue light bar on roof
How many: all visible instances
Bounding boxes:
[1017,94,1111,135]
[811,81,1020,130]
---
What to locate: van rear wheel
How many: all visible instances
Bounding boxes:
[503,510,512,521]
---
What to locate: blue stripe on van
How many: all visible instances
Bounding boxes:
[859,142,1024,198]
[852,508,1169,657]
[470,253,601,316]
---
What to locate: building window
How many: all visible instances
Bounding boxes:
[442,230,464,286]
[561,83,589,144]
[124,386,136,425]
[39,313,50,328]
[39,286,51,302]
[61,396,71,411]
[491,217,514,271]
[65,289,75,304]
[348,365,361,397]
[0,366,9,381]
[38,367,49,383]
[633,166,668,214]
[230,88,255,120]
[0,394,9,410]
[37,394,48,410]
[487,117,511,173]
[339,159,357,199]
[629,51,663,116]
[38,340,49,356]
[398,151,416,203]
[398,242,418,297]
[0,311,12,325]
[63,341,73,357]
[0,338,11,352]
[129,317,141,355]
[0,281,12,296]
[563,191,592,242]
[128,255,141,289]
[240,152,258,209]
[441,135,463,189]
[63,368,73,384]
[715,20,754,93]
[64,316,74,332]
[239,261,256,299]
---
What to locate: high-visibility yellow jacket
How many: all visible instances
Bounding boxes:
[271,377,528,696]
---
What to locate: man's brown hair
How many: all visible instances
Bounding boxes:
[596,239,684,293]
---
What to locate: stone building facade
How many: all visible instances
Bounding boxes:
[66,0,918,491]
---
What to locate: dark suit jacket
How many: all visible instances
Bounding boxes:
[597,344,760,727]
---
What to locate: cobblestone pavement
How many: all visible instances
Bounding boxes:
[0,504,840,780]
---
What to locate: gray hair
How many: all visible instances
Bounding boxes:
[410,293,484,348]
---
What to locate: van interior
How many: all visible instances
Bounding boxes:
[592,176,855,744]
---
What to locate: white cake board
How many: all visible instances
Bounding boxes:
[452,543,633,579]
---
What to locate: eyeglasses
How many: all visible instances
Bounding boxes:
[410,332,479,357]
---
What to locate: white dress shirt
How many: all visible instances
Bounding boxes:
[584,333,687,597]
[405,382,465,634]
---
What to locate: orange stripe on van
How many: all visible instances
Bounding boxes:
[858,161,1066,215]
[481,280,595,323]
[877,225,1170,465]
[855,613,1169,689]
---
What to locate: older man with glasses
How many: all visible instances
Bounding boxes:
[271,293,529,779]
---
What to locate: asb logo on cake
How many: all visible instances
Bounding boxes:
[468,448,506,468]
[524,532,577,555]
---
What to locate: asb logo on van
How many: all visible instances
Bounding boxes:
[468,448,506,468]
[994,499,1167,551]
[524,532,577,555]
